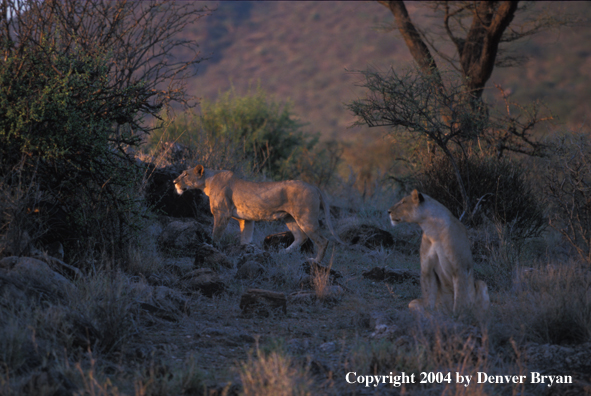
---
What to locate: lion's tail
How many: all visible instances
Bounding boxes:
[318,187,345,245]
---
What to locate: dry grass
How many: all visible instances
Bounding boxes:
[239,349,313,396]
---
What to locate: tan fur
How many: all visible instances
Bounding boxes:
[174,165,341,262]
[388,189,490,314]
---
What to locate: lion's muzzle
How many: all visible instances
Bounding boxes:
[174,183,185,195]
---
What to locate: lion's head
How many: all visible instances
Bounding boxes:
[173,165,205,195]
[388,189,425,226]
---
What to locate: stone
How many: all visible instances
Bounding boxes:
[153,285,190,315]
[194,243,233,270]
[338,224,394,249]
[362,266,420,284]
[235,260,265,279]
[144,164,211,220]
[263,231,314,253]
[289,286,344,305]
[301,261,342,281]
[236,251,274,268]
[181,268,226,297]
[239,288,287,316]
[157,221,212,255]
[0,256,74,294]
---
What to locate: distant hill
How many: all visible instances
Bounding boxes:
[180,1,591,177]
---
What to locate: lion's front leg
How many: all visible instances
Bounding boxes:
[212,211,231,244]
[411,238,438,312]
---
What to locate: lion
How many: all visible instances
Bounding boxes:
[173,165,342,263]
[388,189,490,315]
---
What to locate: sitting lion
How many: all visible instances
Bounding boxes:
[174,165,341,263]
[388,190,490,314]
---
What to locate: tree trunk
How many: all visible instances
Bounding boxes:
[379,1,519,101]
[378,1,443,88]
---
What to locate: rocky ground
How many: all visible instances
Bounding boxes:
[1,164,591,395]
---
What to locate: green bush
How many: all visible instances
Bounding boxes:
[0,43,153,261]
[149,86,318,179]
[415,152,546,239]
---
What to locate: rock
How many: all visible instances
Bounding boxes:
[239,289,287,316]
[152,286,190,315]
[157,221,212,256]
[338,224,394,249]
[235,261,265,279]
[0,256,74,300]
[263,231,314,253]
[140,302,179,322]
[288,338,311,354]
[144,164,211,220]
[236,251,274,268]
[371,324,398,339]
[32,254,82,280]
[181,268,226,297]
[362,266,420,284]
[318,341,337,353]
[526,342,591,375]
[194,243,233,270]
[301,261,342,281]
[289,286,344,304]
[289,291,316,305]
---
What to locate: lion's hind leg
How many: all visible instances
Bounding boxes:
[285,216,308,252]
[287,216,328,263]
[238,219,255,245]
[302,227,328,263]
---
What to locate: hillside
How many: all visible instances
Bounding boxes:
[187,2,590,126]
[178,1,591,180]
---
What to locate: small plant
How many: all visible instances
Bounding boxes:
[239,348,312,396]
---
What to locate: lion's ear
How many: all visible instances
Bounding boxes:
[193,165,204,177]
[411,189,424,204]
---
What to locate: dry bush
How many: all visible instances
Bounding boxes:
[502,263,591,345]
[239,349,313,396]
[415,152,546,239]
[544,132,591,264]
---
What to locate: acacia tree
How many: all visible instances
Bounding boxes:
[350,1,567,218]
[378,1,569,102]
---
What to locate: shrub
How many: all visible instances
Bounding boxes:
[504,264,591,344]
[544,132,591,264]
[415,152,546,239]
[149,86,318,180]
[0,44,152,261]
